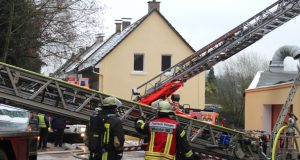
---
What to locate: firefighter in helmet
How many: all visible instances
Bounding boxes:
[136,100,194,160]
[89,96,125,160]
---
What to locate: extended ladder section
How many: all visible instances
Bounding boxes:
[272,64,300,139]
[0,62,261,159]
[133,0,300,101]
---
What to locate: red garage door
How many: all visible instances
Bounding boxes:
[271,104,293,131]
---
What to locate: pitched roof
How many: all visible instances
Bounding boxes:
[61,9,195,73]
[52,39,106,77]
[248,71,297,89]
[77,19,142,72]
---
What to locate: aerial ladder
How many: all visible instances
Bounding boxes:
[132,0,300,106]
[267,58,300,159]
[0,62,259,159]
[0,0,300,159]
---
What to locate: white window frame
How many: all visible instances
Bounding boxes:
[132,53,146,75]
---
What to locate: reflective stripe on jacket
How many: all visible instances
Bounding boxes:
[145,117,178,160]
[92,113,124,160]
[101,122,110,160]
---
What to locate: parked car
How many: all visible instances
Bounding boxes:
[65,124,86,137]
[48,122,86,144]
[0,104,29,131]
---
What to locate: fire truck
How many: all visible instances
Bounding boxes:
[0,104,38,160]
[0,0,300,159]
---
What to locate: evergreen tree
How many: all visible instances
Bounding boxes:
[205,67,217,104]
[207,67,216,84]
[0,0,43,72]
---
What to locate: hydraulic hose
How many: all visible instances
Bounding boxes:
[272,125,288,160]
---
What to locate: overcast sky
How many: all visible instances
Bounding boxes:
[101,0,300,72]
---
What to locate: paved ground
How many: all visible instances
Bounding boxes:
[37,143,144,160]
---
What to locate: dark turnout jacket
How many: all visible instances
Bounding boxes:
[51,116,66,130]
[89,109,125,160]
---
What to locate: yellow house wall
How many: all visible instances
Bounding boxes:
[245,83,300,131]
[99,12,205,108]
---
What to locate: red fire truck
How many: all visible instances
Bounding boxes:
[0,104,38,160]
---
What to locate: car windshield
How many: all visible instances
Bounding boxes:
[0,104,28,118]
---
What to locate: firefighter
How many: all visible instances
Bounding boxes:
[29,111,39,131]
[89,96,125,160]
[136,100,195,160]
[51,115,66,147]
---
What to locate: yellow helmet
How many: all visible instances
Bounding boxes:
[102,97,122,108]
[157,101,173,113]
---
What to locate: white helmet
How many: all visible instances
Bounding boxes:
[157,101,174,113]
[151,99,162,108]
[102,97,122,108]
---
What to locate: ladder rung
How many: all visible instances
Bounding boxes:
[286,11,299,16]
[266,24,280,28]
[274,19,286,24]
[254,32,265,36]
[260,28,273,32]
[292,8,300,12]
[279,16,292,20]
[244,39,253,43]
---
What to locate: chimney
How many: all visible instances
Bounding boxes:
[148,0,160,13]
[122,18,132,30]
[115,20,122,33]
[96,33,104,43]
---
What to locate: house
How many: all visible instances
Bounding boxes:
[54,0,205,108]
[245,45,300,133]
[245,71,299,132]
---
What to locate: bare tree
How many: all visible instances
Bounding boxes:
[0,0,106,73]
[211,52,269,128]
[38,0,107,73]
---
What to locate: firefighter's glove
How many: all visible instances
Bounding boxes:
[185,150,195,160]
[136,116,147,133]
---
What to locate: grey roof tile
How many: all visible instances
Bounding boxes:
[253,71,297,88]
